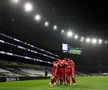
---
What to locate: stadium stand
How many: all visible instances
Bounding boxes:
[0,33,56,82]
[20,68,46,77]
[0,33,59,64]
[0,68,23,77]
[0,59,52,78]
[2,33,108,82]
[76,71,87,76]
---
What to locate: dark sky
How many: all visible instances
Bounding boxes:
[0,0,108,73]
[1,0,108,36]
[0,0,108,49]
[0,0,108,52]
[35,0,108,36]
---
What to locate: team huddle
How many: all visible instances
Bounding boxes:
[49,58,76,86]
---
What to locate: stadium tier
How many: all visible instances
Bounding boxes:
[0,33,60,65]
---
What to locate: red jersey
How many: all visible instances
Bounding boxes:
[70,60,75,77]
[58,60,67,67]
[52,61,58,76]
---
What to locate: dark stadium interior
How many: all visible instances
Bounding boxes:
[0,0,108,76]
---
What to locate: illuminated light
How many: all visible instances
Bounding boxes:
[41,49,44,51]
[7,52,13,56]
[39,59,42,62]
[0,40,4,43]
[74,35,79,39]
[33,58,36,60]
[24,42,27,44]
[99,39,103,44]
[67,31,73,38]
[18,46,24,49]
[11,0,19,3]
[35,14,41,21]
[14,38,20,42]
[0,51,5,54]
[86,38,91,43]
[48,62,51,64]
[27,49,31,51]
[30,45,34,48]
[53,25,57,30]
[92,39,97,44]
[45,21,49,27]
[24,3,33,12]
[34,51,38,54]
[24,56,31,59]
[80,37,84,42]
[61,29,64,33]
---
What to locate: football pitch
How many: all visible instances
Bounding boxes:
[0,76,108,90]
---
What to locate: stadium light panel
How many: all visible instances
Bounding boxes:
[61,29,64,33]
[74,35,79,39]
[53,25,57,30]
[99,39,103,44]
[67,31,73,38]
[92,38,97,44]
[35,14,41,21]
[24,3,33,12]
[45,21,49,27]
[86,38,91,43]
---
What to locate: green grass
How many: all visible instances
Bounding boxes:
[0,76,108,90]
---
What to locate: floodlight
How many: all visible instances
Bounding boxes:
[53,25,57,30]
[86,38,91,43]
[92,38,97,44]
[24,3,33,12]
[74,35,78,39]
[99,39,103,44]
[45,21,49,27]
[67,31,73,37]
[61,29,64,33]
[35,14,41,21]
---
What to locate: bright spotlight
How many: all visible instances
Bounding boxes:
[53,25,57,30]
[11,0,19,3]
[67,31,73,38]
[45,21,49,27]
[24,3,33,12]
[74,35,78,39]
[86,38,91,43]
[99,39,103,44]
[35,14,41,21]
[92,39,97,44]
[61,29,64,33]
[80,37,84,42]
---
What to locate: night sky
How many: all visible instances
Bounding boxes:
[0,0,108,73]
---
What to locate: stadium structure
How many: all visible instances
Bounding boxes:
[0,0,108,90]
